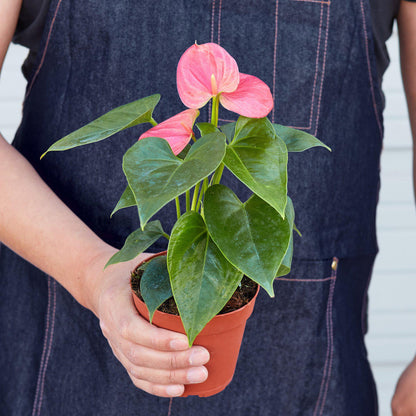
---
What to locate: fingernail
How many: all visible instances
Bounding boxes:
[170,338,189,350]
[189,348,210,366]
[187,367,208,384]
[166,385,184,397]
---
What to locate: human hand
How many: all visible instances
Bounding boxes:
[86,250,210,397]
[391,356,416,415]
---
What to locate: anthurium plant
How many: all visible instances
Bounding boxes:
[42,42,330,345]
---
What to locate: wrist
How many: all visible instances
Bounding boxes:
[79,244,117,315]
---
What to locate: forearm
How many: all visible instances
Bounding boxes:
[0,135,115,311]
[398,0,416,203]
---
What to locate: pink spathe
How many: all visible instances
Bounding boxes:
[220,73,274,118]
[139,109,199,155]
[177,43,239,109]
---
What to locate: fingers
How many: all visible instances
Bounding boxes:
[119,340,210,371]
[109,340,209,397]
[119,314,190,352]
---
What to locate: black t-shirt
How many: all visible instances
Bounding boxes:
[10,0,416,81]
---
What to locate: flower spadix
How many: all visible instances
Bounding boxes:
[177,42,273,118]
[139,108,199,155]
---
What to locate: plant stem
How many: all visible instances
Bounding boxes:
[191,181,201,211]
[185,190,190,212]
[162,232,170,240]
[175,197,181,220]
[150,117,158,127]
[210,95,219,127]
[210,162,225,185]
[196,177,209,213]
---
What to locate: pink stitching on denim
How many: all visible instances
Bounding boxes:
[217,0,223,44]
[167,398,173,416]
[319,264,337,414]
[24,0,64,103]
[292,0,331,4]
[210,0,216,43]
[31,278,51,416]
[307,3,324,130]
[313,1,331,137]
[275,276,335,283]
[35,280,57,415]
[272,0,279,123]
[275,2,330,131]
[313,258,337,416]
[359,0,383,139]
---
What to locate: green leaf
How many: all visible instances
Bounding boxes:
[140,255,172,323]
[223,117,288,218]
[196,123,219,136]
[105,221,165,268]
[204,185,291,296]
[123,132,226,228]
[110,185,136,217]
[167,211,243,345]
[275,197,295,278]
[219,122,236,144]
[41,95,160,158]
[272,123,331,152]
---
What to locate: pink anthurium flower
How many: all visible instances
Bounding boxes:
[177,43,240,109]
[177,42,273,118]
[139,109,199,155]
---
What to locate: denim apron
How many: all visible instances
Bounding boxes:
[0,0,384,414]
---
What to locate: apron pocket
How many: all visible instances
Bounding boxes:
[216,0,331,134]
[234,257,338,415]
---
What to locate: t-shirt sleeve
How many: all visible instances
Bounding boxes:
[12,0,51,52]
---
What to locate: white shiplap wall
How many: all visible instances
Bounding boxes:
[0,30,415,415]
[367,28,416,416]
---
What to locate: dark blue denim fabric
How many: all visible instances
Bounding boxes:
[0,0,383,414]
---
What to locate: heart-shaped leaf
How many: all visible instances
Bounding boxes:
[223,117,288,217]
[41,95,160,158]
[167,211,243,345]
[123,132,226,228]
[111,185,136,217]
[275,197,295,278]
[272,123,331,152]
[204,185,291,296]
[105,221,165,268]
[140,255,172,322]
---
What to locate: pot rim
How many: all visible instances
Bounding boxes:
[131,250,260,319]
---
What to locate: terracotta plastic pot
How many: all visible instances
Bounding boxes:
[131,251,259,397]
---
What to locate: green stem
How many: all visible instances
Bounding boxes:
[175,197,181,220]
[162,232,170,241]
[185,190,190,212]
[150,117,158,127]
[196,177,209,213]
[191,181,201,211]
[210,163,225,186]
[210,95,219,127]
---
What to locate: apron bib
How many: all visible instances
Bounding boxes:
[0,0,383,414]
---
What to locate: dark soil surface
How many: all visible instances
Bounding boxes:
[131,268,258,316]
